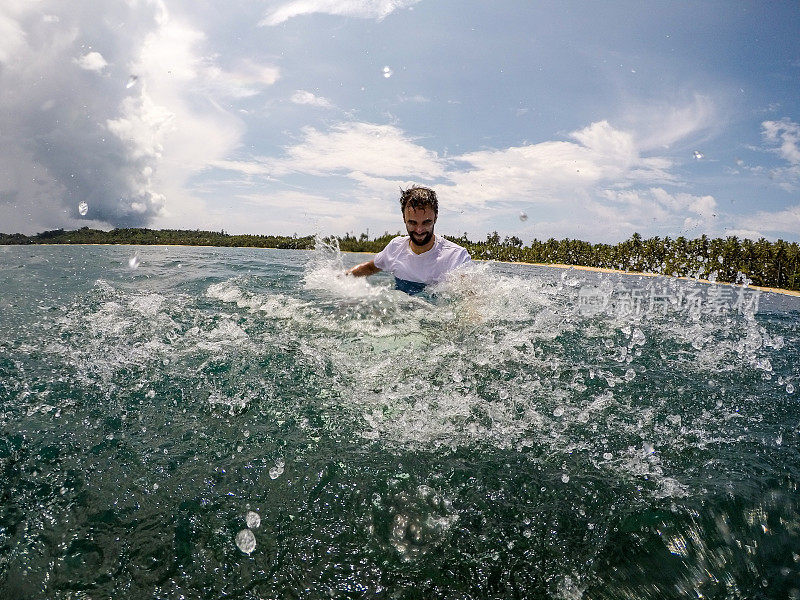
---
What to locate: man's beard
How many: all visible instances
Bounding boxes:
[410,231,433,246]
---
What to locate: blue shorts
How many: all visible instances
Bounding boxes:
[395,277,427,295]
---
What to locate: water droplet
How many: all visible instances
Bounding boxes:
[152,483,159,490]
[624,368,636,382]
[602,452,613,460]
[126,75,139,89]
[523,528,532,538]
[235,528,256,554]
[78,201,88,216]
[553,406,564,417]
[693,150,704,160]
[269,466,281,479]
[519,211,528,222]
[246,511,261,529]
[787,384,795,394]
[382,66,393,78]
[128,255,140,269]
[561,474,570,483]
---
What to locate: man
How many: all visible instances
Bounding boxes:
[347,186,472,294]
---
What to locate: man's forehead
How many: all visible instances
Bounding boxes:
[404,206,436,219]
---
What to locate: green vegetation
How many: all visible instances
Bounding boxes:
[2,227,799,291]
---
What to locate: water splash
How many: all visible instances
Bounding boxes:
[4,245,797,599]
[235,529,256,554]
[245,511,261,529]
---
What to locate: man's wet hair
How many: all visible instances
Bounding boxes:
[400,186,438,217]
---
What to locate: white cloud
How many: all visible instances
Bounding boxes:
[291,90,332,108]
[0,0,248,233]
[585,188,720,240]
[763,118,800,165]
[202,61,280,99]
[0,8,27,64]
[399,94,430,103]
[198,190,397,236]
[736,204,800,237]
[74,51,108,72]
[264,122,446,179]
[759,118,800,191]
[210,159,273,177]
[622,94,718,151]
[441,120,674,208]
[260,0,422,26]
[217,116,722,241]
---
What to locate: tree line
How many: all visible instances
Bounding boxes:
[2,227,799,291]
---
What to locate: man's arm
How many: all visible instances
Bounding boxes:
[347,260,381,277]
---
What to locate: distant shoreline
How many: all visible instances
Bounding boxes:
[8,242,799,298]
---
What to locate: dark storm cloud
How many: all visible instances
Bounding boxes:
[0,1,168,233]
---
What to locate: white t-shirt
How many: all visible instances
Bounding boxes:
[373,235,472,285]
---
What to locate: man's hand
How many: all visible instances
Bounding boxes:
[347,260,381,277]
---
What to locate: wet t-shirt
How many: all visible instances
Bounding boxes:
[373,235,472,293]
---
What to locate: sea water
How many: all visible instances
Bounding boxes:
[1,243,799,599]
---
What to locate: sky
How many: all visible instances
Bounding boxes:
[1,0,799,243]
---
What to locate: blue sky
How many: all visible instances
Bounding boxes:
[1,0,799,243]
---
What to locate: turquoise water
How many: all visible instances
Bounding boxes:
[1,243,799,599]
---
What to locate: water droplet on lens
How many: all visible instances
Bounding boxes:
[519,211,528,222]
[126,75,139,89]
[128,255,140,269]
[246,511,261,529]
[693,150,704,160]
[382,66,393,78]
[78,201,88,216]
[235,528,256,554]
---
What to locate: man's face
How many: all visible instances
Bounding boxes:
[404,205,437,247]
